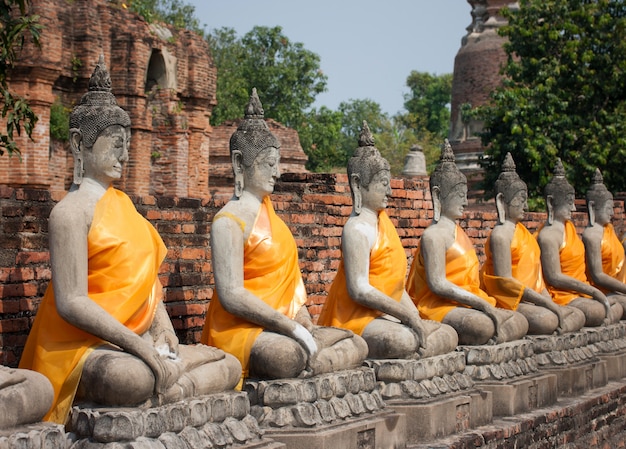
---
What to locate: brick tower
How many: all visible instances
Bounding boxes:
[449,1,517,194]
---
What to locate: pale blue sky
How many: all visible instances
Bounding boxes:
[187,1,472,116]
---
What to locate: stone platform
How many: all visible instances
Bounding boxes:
[459,340,557,417]
[585,322,626,380]
[244,367,405,449]
[366,353,492,443]
[407,381,626,449]
[67,391,282,449]
[0,422,69,449]
[529,322,626,394]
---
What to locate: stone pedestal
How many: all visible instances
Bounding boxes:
[459,340,558,416]
[366,353,492,443]
[0,423,69,449]
[529,330,610,396]
[244,367,406,449]
[67,392,281,449]
[585,322,626,380]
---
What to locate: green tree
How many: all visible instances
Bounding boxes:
[401,71,452,140]
[298,106,344,172]
[0,0,41,156]
[337,99,388,159]
[477,0,626,198]
[126,0,203,34]
[208,26,328,130]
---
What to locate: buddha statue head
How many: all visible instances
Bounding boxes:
[494,152,528,225]
[229,88,281,198]
[347,121,391,214]
[544,158,576,225]
[586,168,614,226]
[430,139,467,222]
[69,55,131,186]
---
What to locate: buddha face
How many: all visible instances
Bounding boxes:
[440,182,468,220]
[361,169,392,213]
[505,189,528,222]
[552,193,576,222]
[594,198,614,226]
[83,124,130,184]
[243,146,281,199]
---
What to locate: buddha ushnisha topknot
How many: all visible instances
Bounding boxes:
[229,88,281,167]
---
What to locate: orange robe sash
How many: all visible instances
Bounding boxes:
[317,211,406,335]
[480,223,544,310]
[592,223,626,289]
[202,196,307,378]
[547,220,590,305]
[19,187,166,424]
[407,224,496,322]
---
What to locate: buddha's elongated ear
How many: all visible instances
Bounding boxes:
[231,150,245,198]
[70,128,84,185]
[432,186,441,222]
[495,192,506,225]
[546,195,554,225]
[587,199,595,226]
[350,173,362,215]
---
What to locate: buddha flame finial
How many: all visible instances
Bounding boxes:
[358,121,375,147]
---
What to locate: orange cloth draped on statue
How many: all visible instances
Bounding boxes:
[407,224,496,322]
[590,223,626,290]
[19,187,166,424]
[202,196,307,378]
[317,211,406,335]
[480,223,544,310]
[545,220,591,305]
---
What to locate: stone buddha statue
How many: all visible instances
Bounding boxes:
[201,89,368,382]
[19,56,241,424]
[537,159,623,326]
[480,153,585,334]
[582,168,626,317]
[407,141,529,345]
[318,122,458,358]
[0,365,53,429]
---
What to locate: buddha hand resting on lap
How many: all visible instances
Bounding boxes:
[201,89,367,382]
[19,56,241,424]
[407,141,529,345]
[318,122,458,358]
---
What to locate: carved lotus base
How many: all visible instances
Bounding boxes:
[0,422,69,449]
[67,391,280,449]
[244,367,404,449]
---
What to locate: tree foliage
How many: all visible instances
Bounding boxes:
[0,0,41,156]
[126,0,203,34]
[477,0,626,198]
[402,71,452,140]
[208,26,327,130]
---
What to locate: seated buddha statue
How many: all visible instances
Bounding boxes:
[201,89,368,381]
[537,159,623,326]
[581,168,626,318]
[407,141,529,345]
[0,365,53,429]
[19,56,241,424]
[318,122,458,358]
[480,153,585,334]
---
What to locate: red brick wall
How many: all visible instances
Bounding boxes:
[1,174,625,366]
[1,0,215,199]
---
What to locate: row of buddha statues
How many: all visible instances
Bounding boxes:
[3,57,626,431]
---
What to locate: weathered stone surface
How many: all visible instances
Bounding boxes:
[246,368,385,430]
[68,392,266,449]
[0,424,71,449]
[460,340,539,382]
